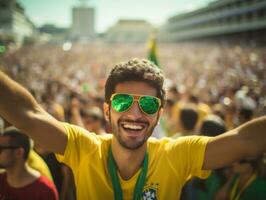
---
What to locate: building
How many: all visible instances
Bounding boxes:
[105,19,154,43]
[70,5,95,41]
[159,0,266,43]
[39,24,69,44]
[0,0,38,45]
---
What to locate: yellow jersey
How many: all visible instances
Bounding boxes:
[56,123,211,200]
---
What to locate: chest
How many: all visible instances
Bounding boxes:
[73,155,186,200]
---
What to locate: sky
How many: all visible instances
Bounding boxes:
[18,0,215,33]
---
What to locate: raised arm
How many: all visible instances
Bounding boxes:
[203,116,266,170]
[0,71,67,154]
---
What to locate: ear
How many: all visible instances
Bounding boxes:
[103,102,110,122]
[14,147,25,159]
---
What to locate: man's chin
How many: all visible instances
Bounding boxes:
[116,135,146,150]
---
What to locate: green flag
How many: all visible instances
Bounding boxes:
[148,37,159,67]
[0,45,6,54]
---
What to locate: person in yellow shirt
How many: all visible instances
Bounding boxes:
[27,149,53,182]
[0,58,266,200]
[171,95,211,136]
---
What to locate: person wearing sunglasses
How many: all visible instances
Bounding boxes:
[0,127,59,200]
[0,58,266,200]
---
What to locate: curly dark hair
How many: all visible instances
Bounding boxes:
[105,58,166,107]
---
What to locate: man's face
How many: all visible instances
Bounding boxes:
[0,136,16,169]
[104,81,162,150]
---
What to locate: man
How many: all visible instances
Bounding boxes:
[0,127,58,200]
[172,106,199,138]
[0,58,265,199]
[70,97,105,134]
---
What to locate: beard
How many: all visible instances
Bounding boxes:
[110,115,158,150]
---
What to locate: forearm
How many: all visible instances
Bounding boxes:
[238,115,266,155]
[0,71,39,129]
[0,71,67,154]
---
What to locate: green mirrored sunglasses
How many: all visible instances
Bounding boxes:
[110,93,161,115]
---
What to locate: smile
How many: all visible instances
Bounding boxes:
[121,123,144,131]
[119,120,149,135]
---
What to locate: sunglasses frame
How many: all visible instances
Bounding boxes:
[110,93,161,115]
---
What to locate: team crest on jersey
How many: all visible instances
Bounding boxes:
[141,187,158,200]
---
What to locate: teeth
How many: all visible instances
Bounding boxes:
[122,124,143,130]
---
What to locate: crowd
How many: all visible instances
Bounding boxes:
[0,41,265,200]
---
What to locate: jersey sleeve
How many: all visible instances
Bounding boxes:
[55,122,100,170]
[166,136,211,181]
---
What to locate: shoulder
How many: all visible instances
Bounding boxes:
[35,175,56,188]
[62,122,111,141]
[35,176,59,198]
[148,136,211,148]
[62,122,112,146]
[147,136,211,162]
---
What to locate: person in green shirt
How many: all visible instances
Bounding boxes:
[228,157,266,200]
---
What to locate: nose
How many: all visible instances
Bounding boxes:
[126,101,143,118]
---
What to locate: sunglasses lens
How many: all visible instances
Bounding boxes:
[111,94,133,112]
[139,96,160,115]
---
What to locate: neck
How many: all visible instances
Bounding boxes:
[6,163,40,188]
[111,139,146,180]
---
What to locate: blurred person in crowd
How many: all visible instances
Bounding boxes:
[200,115,227,137]
[177,106,201,200]
[160,98,176,136]
[172,106,199,138]
[215,156,266,200]
[212,104,226,121]
[70,97,105,135]
[188,115,229,200]
[171,94,211,136]
[81,107,105,135]
[41,93,65,122]
[40,95,76,200]
[188,95,212,128]
[238,107,253,125]
[0,117,53,181]
[214,104,266,200]
[229,157,266,200]
[27,148,53,182]
[235,87,257,112]
[34,144,76,200]
[0,58,266,200]
[0,127,58,200]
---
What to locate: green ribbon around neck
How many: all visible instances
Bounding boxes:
[108,147,148,200]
